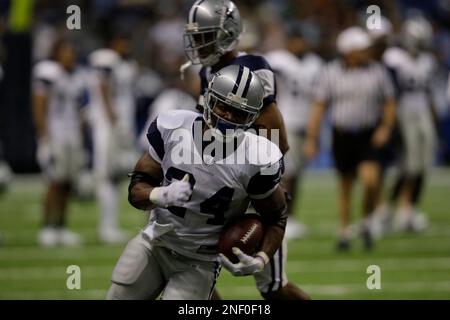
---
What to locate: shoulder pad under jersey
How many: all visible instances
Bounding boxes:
[244,132,283,168]
[33,60,62,83]
[383,47,407,68]
[89,49,120,69]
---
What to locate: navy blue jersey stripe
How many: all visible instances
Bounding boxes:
[199,66,209,95]
[146,119,165,160]
[247,162,282,196]
[201,55,277,105]
[230,55,273,72]
[242,69,253,98]
[263,94,276,107]
[232,65,244,94]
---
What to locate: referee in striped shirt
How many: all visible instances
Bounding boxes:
[305,27,396,251]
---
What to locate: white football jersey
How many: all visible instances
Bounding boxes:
[87,49,138,136]
[32,60,85,145]
[87,49,120,129]
[383,47,436,116]
[143,110,283,261]
[265,50,323,132]
[113,59,138,136]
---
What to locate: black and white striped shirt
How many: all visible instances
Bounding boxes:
[314,60,394,131]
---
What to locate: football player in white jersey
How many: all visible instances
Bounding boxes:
[182,0,309,300]
[88,34,139,244]
[265,25,323,240]
[383,17,438,232]
[32,39,85,247]
[107,65,290,300]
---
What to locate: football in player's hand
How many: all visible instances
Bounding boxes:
[218,214,263,263]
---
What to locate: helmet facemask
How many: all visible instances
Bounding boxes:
[183,1,242,67]
[203,89,259,142]
[402,18,433,54]
[184,25,223,66]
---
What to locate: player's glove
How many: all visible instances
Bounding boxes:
[149,174,192,208]
[219,247,269,276]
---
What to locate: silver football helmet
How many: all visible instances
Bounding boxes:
[402,16,433,52]
[184,0,243,66]
[204,65,264,141]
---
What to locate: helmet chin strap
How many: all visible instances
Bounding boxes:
[179,60,192,80]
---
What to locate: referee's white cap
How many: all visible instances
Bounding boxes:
[337,26,372,54]
[367,16,393,40]
[89,49,120,68]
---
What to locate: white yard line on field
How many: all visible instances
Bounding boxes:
[0,256,449,280]
[2,281,450,299]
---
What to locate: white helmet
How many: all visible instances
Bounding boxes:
[402,16,433,50]
[336,26,372,54]
[184,0,243,66]
[367,16,393,40]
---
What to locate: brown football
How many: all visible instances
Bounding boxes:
[218,214,264,263]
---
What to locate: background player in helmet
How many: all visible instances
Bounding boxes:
[107,65,290,300]
[182,0,308,300]
[383,16,438,232]
[88,33,139,244]
[32,38,86,247]
[265,24,323,240]
[138,66,200,152]
[183,0,289,155]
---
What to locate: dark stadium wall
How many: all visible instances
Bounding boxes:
[0,31,37,173]
[0,0,37,173]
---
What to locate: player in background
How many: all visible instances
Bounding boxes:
[183,0,289,155]
[382,17,438,232]
[183,0,308,300]
[107,65,289,300]
[265,24,323,240]
[138,65,199,151]
[305,27,396,251]
[366,17,399,236]
[32,39,85,247]
[88,33,139,244]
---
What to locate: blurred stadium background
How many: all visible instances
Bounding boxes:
[0,0,450,299]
